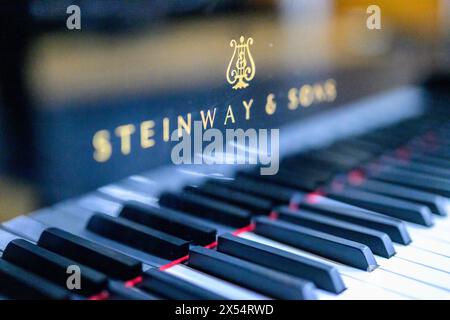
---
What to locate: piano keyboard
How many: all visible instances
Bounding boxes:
[0,89,449,300]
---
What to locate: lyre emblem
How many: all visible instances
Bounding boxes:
[226,36,255,90]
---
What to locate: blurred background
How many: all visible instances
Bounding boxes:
[0,0,449,221]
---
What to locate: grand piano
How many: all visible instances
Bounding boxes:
[0,0,449,300]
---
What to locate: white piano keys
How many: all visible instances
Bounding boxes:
[97,184,157,206]
[394,244,450,273]
[317,276,407,300]
[406,222,450,244]
[239,232,450,299]
[1,215,47,242]
[376,255,450,291]
[433,219,450,234]
[409,234,450,257]
[0,229,21,252]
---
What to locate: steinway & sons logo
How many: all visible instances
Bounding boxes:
[226,36,255,90]
[91,35,337,175]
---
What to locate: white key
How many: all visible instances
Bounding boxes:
[98,185,157,206]
[77,193,122,216]
[2,215,47,242]
[433,221,450,234]
[0,229,21,252]
[318,277,407,300]
[394,244,450,273]
[376,255,450,291]
[407,223,450,244]
[434,216,450,228]
[353,265,449,299]
[166,264,270,300]
[240,232,450,299]
[410,234,450,257]
[314,290,335,299]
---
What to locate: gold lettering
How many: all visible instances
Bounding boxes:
[114,124,135,155]
[287,88,299,110]
[163,117,170,142]
[178,113,191,137]
[92,79,338,164]
[140,120,155,149]
[299,85,313,107]
[325,79,337,101]
[92,130,112,162]
[313,83,326,102]
[242,99,254,120]
[200,108,217,129]
[224,105,235,125]
[265,93,276,115]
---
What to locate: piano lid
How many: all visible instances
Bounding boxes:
[0,0,449,206]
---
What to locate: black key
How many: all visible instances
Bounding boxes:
[373,167,450,197]
[298,198,411,244]
[108,280,160,300]
[0,259,71,300]
[303,150,359,171]
[362,129,408,147]
[217,233,346,293]
[189,246,317,300]
[138,268,225,300]
[120,202,216,245]
[237,170,316,192]
[345,138,384,154]
[38,227,142,280]
[413,154,450,169]
[424,149,450,161]
[159,192,251,228]
[184,185,273,215]
[383,156,450,179]
[329,143,377,161]
[326,188,434,226]
[281,159,334,182]
[357,179,449,216]
[206,177,304,205]
[314,147,371,166]
[287,154,341,173]
[86,213,190,260]
[2,239,107,296]
[254,217,378,271]
[283,155,339,175]
[275,207,395,258]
